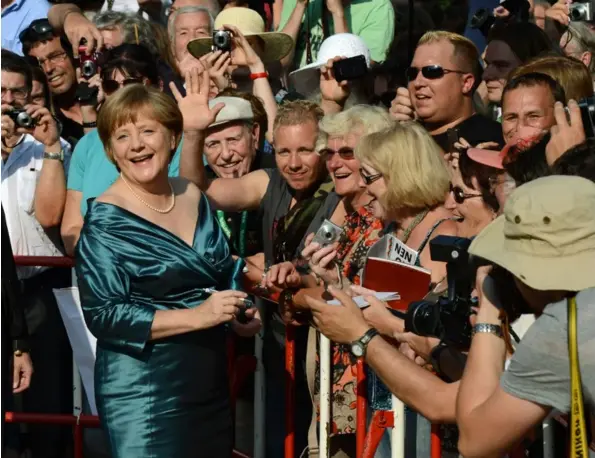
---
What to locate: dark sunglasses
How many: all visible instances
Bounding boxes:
[101,78,143,95]
[450,183,482,204]
[19,19,53,43]
[359,168,382,185]
[406,65,467,82]
[319,147,355,160]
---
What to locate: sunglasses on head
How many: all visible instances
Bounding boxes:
[19,19,53,43]
[359,168,382,185]
[101,78,143,95]
[406,65,467,82]
[450,183,482,204]
[319,147,355,160]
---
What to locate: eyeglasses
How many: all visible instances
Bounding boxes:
[406,65,467,82]
[18,19,53,43]
[102,78,143,95]
[450,183,482,204]
[1,86,29,100]
[359,168,383,185]
[319,147,355,160]
[37,51,68,68]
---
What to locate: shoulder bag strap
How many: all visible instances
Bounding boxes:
[568,295,588,458]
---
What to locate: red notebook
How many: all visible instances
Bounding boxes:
[361,258,431,312]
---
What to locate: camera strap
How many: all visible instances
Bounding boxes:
[216,210,248,258]
[568,295,588,458]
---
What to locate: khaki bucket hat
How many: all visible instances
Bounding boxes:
[469,175,595,291]
[187,7,293,63]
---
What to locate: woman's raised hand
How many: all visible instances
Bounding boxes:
[170,66,225,134]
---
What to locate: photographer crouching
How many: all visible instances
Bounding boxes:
[457,175,595,458]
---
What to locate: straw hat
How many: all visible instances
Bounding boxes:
[187,7,293,63]
[208,96,253,128]
[469,175,595,291]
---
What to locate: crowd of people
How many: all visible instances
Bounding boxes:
[1,0,594,457]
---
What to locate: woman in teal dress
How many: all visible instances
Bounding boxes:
[75,76,260,457]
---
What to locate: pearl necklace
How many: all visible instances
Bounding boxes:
[120,173,175,214]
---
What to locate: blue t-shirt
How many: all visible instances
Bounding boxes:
[1,0,52,55]
[67,129,181,217]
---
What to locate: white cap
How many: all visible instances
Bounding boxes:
[208,97,253,128]
[289,33,372,95]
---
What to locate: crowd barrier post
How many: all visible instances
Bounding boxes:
[391,395,406,458]
[319,333,332,458]
[253,297,267,458]
[285,325,296,458]
[356,358,367,456]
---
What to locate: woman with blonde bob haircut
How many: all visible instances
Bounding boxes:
[75,80,261,458]
[356,121,457,283]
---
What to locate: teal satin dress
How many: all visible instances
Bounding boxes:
[75,194,242,458]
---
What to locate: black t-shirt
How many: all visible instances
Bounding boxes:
[432,114,504,153]
[206,152,276,258]
[56,110,85,150]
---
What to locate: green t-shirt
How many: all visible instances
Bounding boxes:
[278,0,395,68]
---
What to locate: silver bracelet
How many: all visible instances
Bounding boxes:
[472,323,503,338]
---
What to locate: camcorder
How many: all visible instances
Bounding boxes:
[569,0,594,21]
[470,0,530,37]
[403,236,529,352]
[7,109,36,129]
[212,30,232,53]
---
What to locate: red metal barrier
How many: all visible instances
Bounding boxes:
[356,358,367,456]
[285,325,296,458]
[431,424,442,458]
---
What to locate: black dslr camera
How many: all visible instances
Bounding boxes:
[7,109,36,129]
[470,0,530,37]
[404,236,477,350]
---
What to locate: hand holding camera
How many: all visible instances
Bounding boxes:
[200,50,232,92]
[320,56,352,106]
[301,222,344,287]
[217,24,264,72]
[2,104,59,148]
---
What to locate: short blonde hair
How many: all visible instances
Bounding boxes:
[316,105,395,152]
[510,55,594,101]
[272,100,324,137]
[417,31,481,82]
[97,84,183,164]
[356,122,451,216]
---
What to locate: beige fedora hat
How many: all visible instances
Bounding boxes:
[469,175,595,292]
[187,7,293,63]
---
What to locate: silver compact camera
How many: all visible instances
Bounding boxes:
[7,109,35,128]
[312,219,344,247]
[569,0,593,21]
[212,30,232,53]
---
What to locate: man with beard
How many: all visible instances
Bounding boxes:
[177,74,340,454]
[21,19,92,148]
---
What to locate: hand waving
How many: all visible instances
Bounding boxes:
[170,67,226,134]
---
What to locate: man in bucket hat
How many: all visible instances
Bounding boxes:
[457,175,595,458]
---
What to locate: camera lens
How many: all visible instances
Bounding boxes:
[405,300,441,338]
[16,111,34,128]
[82,60,96,78]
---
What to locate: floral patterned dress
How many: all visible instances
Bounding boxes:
[313,204,383,435]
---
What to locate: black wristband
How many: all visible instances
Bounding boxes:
[82,121,97,128]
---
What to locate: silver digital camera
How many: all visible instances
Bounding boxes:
[212,30,232,53]
[312,219,344,247]
[569,0,593,21]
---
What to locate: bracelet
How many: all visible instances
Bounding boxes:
[82,121,97,128]
[250,71,269,81]
[472,323,503,338]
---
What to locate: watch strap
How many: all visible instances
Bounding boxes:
[82,121,97,128]
[472,323,503,338]
[43,148,64,161]
[352,328,379,357]
[13,339,30,354]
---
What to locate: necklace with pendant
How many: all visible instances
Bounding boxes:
[120,173,175,214]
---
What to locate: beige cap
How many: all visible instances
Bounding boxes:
[469,175,595,291]
[208,96,253,128]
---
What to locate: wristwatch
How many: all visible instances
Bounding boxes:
[472,323,503,338]
[43,148,64,162]
[350,328,379,358]
[13,339,30,356]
